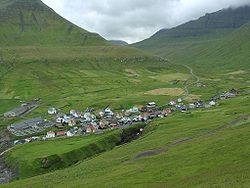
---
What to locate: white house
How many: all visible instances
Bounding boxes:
[46,131,55,139]
[147,102,156,108]
[70,110,81,118]
[209,101,216,106]
[48,107,57,115]
[56,117,64,123]
[189,103,195,109]
[177,98,183,103]
[127,107,139,113]
[67,129,76,137]
[169,101,176,106]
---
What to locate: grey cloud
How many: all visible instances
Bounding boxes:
[42,0,250,43]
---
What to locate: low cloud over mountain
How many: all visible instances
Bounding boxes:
[42,0,250,43]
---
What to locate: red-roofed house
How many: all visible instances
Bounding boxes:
[56,131,66,137]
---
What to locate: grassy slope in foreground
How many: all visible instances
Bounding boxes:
[5,123,146,179]
[2,93,250,187]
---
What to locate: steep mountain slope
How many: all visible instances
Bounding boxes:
[162,21,250,71]
[0,0,106,46]
[133,5,250,68]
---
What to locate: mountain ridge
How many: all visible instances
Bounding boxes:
[133,5,250,49]
[0,0,107,46]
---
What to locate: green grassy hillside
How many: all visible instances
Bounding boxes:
[161,21,250,72]
[0,0,106,46]
[2,92,250,188]
[133,6,250,72]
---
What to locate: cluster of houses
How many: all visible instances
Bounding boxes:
[47,102,171,136]
[11,88,239,145]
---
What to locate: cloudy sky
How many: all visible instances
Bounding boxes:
[41,0,250,43]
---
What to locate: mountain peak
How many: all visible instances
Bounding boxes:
[0,0,46,9]
[0,0,107,46]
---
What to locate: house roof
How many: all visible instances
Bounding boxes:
[56,131,66,135]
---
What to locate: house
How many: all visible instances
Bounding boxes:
[181,106,187,113]
[102,108,114,118]
[99,120,109,129]
[70,110,81,118]
[177,98,183,103]
[46,131,55,138]
[86,123,98,133]
[56,117,64,124]
[63,115,72,124]
[84,113,96,122]
[14,140,26,145]
[224,92,236,98]
[220,95,226,100]
[25,138,32,143]
[147,102,156,108]
[169,101,176,106]
[161,108,171,116]
[189,103,195,109]
[67,129,76,137]
[194,101,205,108]
[140,112,150,121]
[127,107,139,114]
[68,119,76,127]
[209,101,216,106]
[56,131,66,137]
[48,107,57,115]
[110,120,118,129]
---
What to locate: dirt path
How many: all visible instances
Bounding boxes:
[184,65,200,84]
[182,65,200,97]
[0,148,12,157]
[129,114,250,162]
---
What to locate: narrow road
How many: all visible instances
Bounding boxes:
[182,65,201,98]
[0,148,12,157]
[184,65,200,84]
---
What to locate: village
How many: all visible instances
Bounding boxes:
[6,89,239,145]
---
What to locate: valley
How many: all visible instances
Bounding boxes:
[0,0,249,187]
